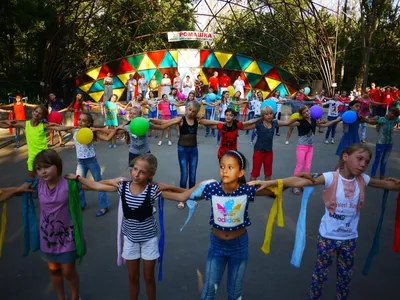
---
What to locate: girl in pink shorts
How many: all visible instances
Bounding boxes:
[159,94,172,146]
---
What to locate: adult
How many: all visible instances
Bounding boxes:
[161,73,171,97]
[138,73,148,98]
[182,75,193,97]
[203,87,218,137]
[194,74,204,98]
[358,94,371,143]
[382,87,394,113]
[209,71,219,93]
[47,93,66,147]
[219,72,231,94]
[283,92,304,144]
[233,75,245,96]
[62,93,85,127]
[149,75,159,98]
[125,74,137,104]
[103,72,114,101]
[173,71,183,93]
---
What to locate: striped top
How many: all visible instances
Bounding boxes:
[377,117,398,144]
[118,182,161,243]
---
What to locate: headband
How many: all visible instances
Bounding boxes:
[227,150,244,170]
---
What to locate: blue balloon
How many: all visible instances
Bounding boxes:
[261,100,277,114]
[208,93,216,101]
[304,87,311,95]
[342,110,357,124]
[215,95,221,100]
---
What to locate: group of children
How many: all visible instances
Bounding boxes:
[0,89,399,300]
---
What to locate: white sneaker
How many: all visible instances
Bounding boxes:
[113,144,117,148]
[285,141,289,145]
[324,140,329,144]
[158,141,162,146]
[168,140,172,146]
[331,139,335,144]
[108,144,113,148]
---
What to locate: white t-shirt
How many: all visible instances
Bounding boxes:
[319,172,370,240]
[253,100,262,115]
[270,97,282,113]
[219,101,229,119]
[324,100,343,117]
[233,80,245,95]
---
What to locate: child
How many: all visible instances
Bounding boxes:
[0,94,36,148]
[291,105,341,195]
[158,94,172,146]
[250,144,400,300]
[202,86,218,137]
[335,100,361,158]
[228,91,247,121]
[366,107,400,179]
[146,91,159,137]
[282,92,304,145]
[161,150,277,300]
[0,105,73,177]
[216,91,230,146]
[244,105,299,181]
[62,93,85,127]
[105,94,125,148]
[323,93,344,144]
[270,90,283,136]
[245,89,258,135]
[249,91,264,144]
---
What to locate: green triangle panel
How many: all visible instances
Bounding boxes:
[278,68,296,84]
[127,54,144,70]
[203,53,221,68]
[236,55,253,70]
[275,83,289,97]
[224,56,242,71]
[159,52,177,68]
[153,69,163,82]
[112,76,125,89]
[138,69,156,81]
[244,73,262,87]
[89,81,104,93]
[257,61,273,75]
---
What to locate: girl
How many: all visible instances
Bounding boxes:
[323,93,344,144]
[146,91,159,137]
[245,105,299,181]
[0,94,36,148]
[291,105,341,195]
[194,74,204,98]
[233,75,245,96]
[149,75,159,98]
[229,91,247,121]
[103,72,114,101]
[182,75,193,97]
[250,144,400,300]
[366,107,400,179]
[127,94,145,112]
[245,89,258,135]
[216,91,230,147]
[105,94,125,148]
[161,73,171,96]
[283,92,304,144]
[161,150,277,300]
[61,93,85,127]
[0,105,73,177]
[249,91,264,144]
[270,90,284,136]
[335,100,361,158]
[158,94,172,146]
[168,88,180,136]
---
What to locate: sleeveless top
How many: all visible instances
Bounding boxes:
[178,116,198,147]
[73,129,96,159]
[25,120,48,156]
[14,102,26,120]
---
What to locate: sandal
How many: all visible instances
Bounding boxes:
[60,143,65,147]
[177,202,185,209]
[292,188,301,195]
[96,208,108,217]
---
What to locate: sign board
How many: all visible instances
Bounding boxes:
[168,31,214,42]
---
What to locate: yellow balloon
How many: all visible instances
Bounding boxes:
[227,86,235,97]
[290,112,303,120]
[76,128,94,145]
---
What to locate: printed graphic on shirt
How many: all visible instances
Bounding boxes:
[212,195,247,227]
[41,211,74,249]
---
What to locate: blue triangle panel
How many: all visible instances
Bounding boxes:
[138,69,156,81]
[236,55,253,70]
[275,83,289,97]
[112,76,125,89]
[257,60,273,75]
[203,53,221,68]
[159,52,177,68]
[89,81,104,93]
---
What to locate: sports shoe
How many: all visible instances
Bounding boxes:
[113,144,117,148]
[108,144,113,148]
[168,140,172,146]
[212,133,216,137]
[158,141,162,146]
[14,144,20,149]
[249,141,253,145]
[361,139,366,143]
[331,139,335,144]
[324,140,329,144]
[205,133,209,137]
[285,141,289,145]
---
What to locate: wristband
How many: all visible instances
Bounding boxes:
[313,173,321,178]
[75,175,81,182]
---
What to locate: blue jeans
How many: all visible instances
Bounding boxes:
[250,114,261,141]
[246,111,255,134]
[177,145,198,188]
[205,109,215,135]
[141,90,147,98]
[216,118,225,144]
[201,232,248,300]
[325,116,338,140]
[126,91,134,103]
[360,121,368,140]
[15,127,21,146]
[371,143,393,177]
[76,157,109,209]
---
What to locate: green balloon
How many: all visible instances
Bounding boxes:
[129,117,150,136]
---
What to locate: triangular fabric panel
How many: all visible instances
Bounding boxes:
[200,50,211,66]
[236,55,253,70]
[89,91,104,102]
[76,73,93,86]
[147,50,166,67]
[159,52,177,68]
[265,68,281,81]
[244,73,262,87]
[199,69,209,85]
[240,72,251,89]
[257,60,273,75]
[278,68,294,83]
[254,77,269,91]
[274,83,289,97]
[127,54,144,70]
[203,53,221,68]
[112,76,125,89]
[107,60,121,75]
[112,88,125,100]
[138,69,156,81]
[89,81,104,93]
[169,50,178,64]
[138,54,157,70]
[262,91,270,99]
[79,82,94,93]
[244,61,262,75]
[158,68,177,81]
[214,52,232,68]
[178,49,200,68]
[86,67,101,80]
[265,77,281,91]
[98,65,113,80]
[153,69,163,82]
[285,83,297,96]
[224,56,242,71]
[117,73,131,86]
[118,59,135,74]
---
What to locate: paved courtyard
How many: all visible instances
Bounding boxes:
[0,124,399,300]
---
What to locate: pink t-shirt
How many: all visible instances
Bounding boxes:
[38,177,76,254]
[160,101,170,116]
[358,98,371,117]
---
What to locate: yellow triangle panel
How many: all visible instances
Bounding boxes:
[245,61,262,75]
[199,69,209,85]
[79,82,94,93]
[113,88,125,100]
[170,50,178,64]
[86,67,101,80]
[118,73,132,85]
[265,77,281,91]
[138,54,156,70]
[214,52,232,68]
[89,91,104,102]
[262,91,270,99]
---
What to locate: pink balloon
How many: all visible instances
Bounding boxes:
[178,93,186,100]
[48,111,63,124]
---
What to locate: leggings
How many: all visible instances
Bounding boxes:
[275,112,281,134]
[294,144,314,175]
[325,115,338,139]
[371,143,393,177]
[309,235,357,300]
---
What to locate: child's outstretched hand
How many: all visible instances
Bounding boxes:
[247,180,273,192]
[17,182,35,193]
[385,177,400,184]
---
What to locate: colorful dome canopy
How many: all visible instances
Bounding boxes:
[76,49,299,102]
